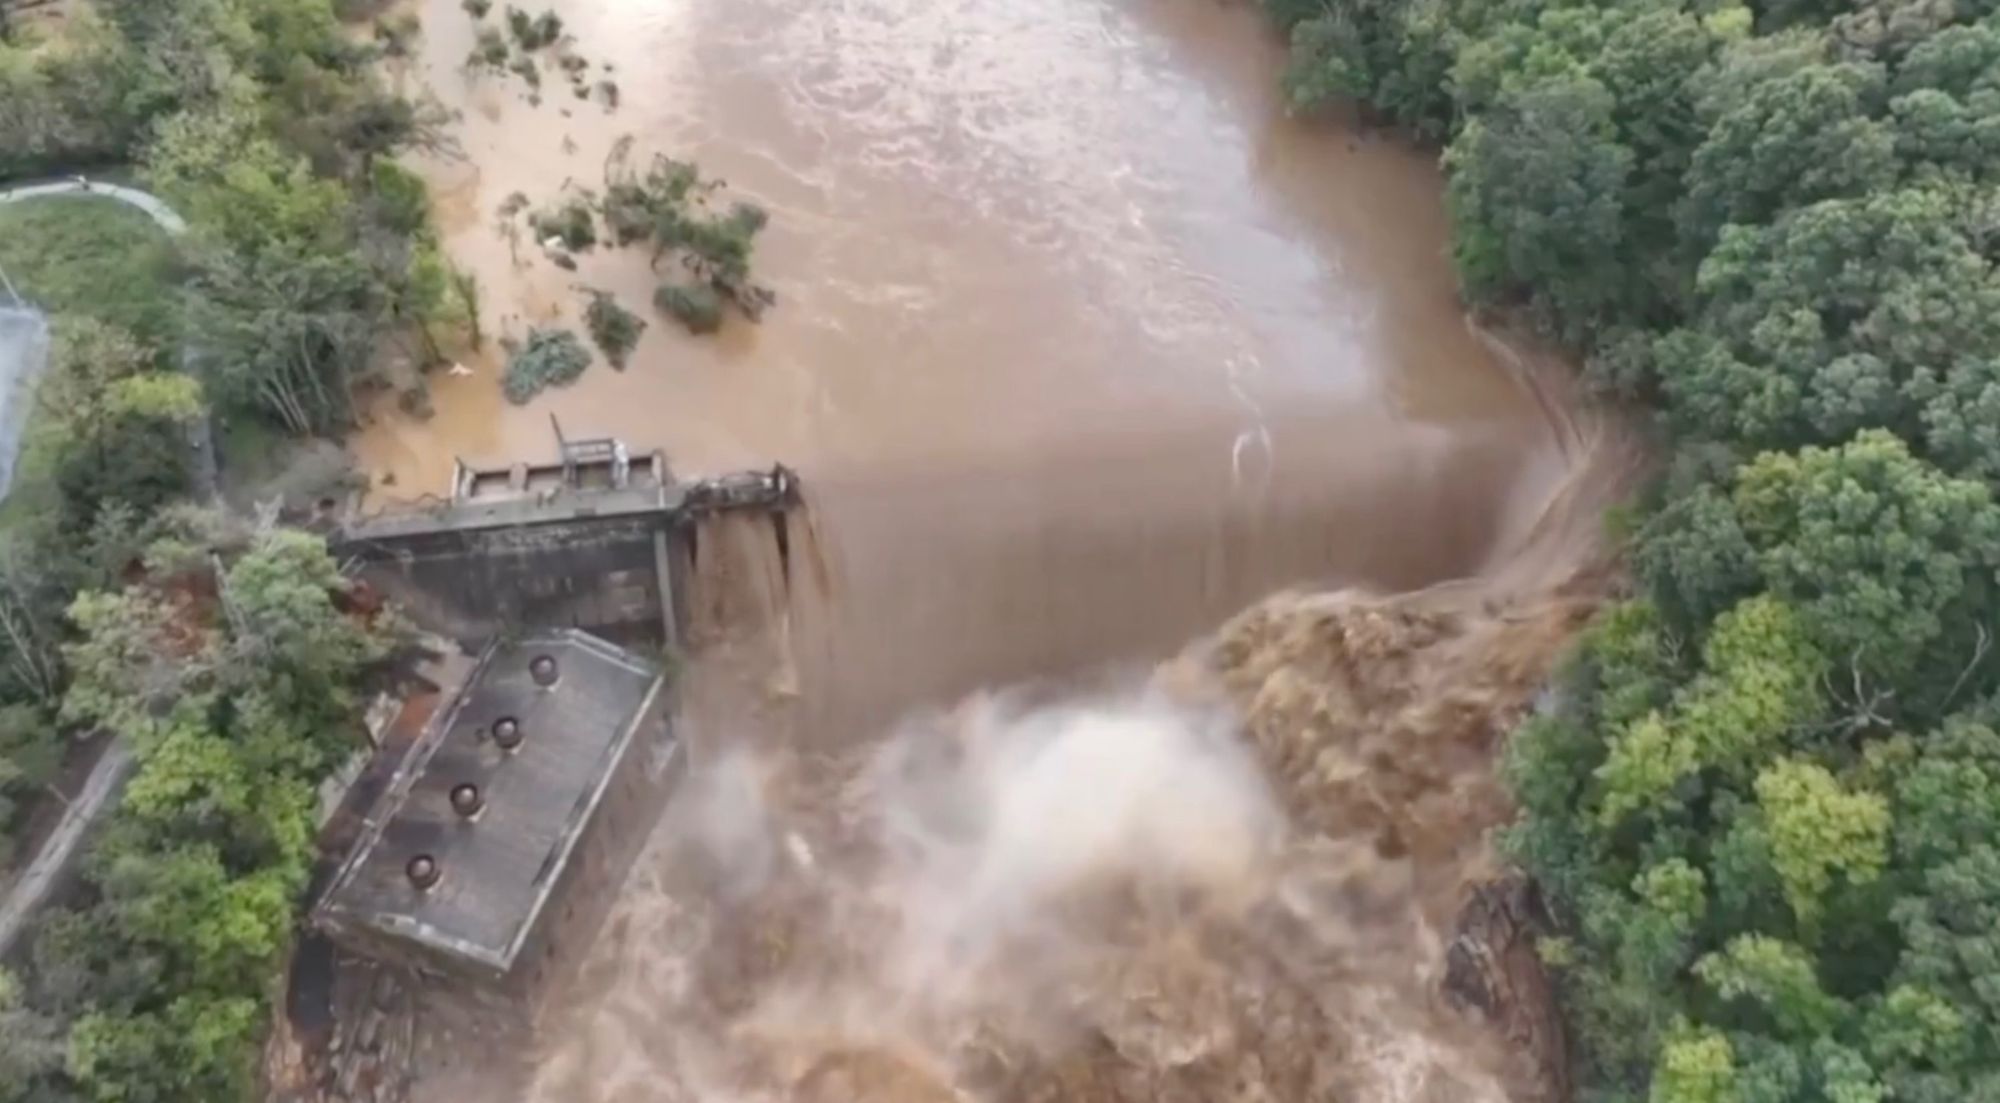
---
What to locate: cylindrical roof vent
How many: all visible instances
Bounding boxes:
[449,782,484,818]
[406,854,441,891]
[492,717,523,751]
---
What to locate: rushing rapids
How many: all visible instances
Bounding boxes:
[354,0,1640,1099]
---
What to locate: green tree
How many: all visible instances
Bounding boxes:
[1282,0,1456,137]
[0,969,65,1103]
[1680,59,1897,248]
[1637,479,1760,631]
[68,995,259,1103]
[1445,75,1634,333]
[62,588,210,739]
[222,527,388,694]
[1662,188,2000,451]
[1594,596,1825,826]
[1652,1022,1738,1103]
[1755,759,1890,930]
[91,843,293,996]
[185,243,373,434]
[1732,431,2000,698]
[1593,6,1729,290]
[0,13,141,178]
[1695,933,1847,1035]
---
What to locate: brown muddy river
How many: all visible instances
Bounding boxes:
[367,0,1578,737]
[365,0,1613,1099]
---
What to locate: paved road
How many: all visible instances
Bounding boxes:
[0,176,213,495]
[0,177,188,235]
[0,177,189,956]
[0,741,134,954]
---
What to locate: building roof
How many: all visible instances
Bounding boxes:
[315,630,663,973]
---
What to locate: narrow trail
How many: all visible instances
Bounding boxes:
[0,743,133,957]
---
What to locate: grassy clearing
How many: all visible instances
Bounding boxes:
[0,195,182,532]
[0,195,181,343]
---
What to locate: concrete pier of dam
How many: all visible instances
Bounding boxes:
[331,442,798,648]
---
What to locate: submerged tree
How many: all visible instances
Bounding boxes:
[501,327,591,403]
[600,137,777,324]
[584,290,645,368]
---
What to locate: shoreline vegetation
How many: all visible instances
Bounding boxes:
[0,2,774,1096]
[0,1,450,1099]
[1268,0,2000,1097]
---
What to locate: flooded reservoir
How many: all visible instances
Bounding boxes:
[362,0,1592,736]
[350,0,1631,1098]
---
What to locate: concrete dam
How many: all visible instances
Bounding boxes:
[295,434,802,1037]
[331,431,798,649]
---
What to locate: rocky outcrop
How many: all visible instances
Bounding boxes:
[1213,585,1595,1103]
[267,958,418,1103]
[1446,875,1569,1103]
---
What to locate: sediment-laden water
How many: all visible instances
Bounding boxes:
[363,0,1635,1098]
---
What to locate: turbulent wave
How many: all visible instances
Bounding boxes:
[517,430,1624,1103]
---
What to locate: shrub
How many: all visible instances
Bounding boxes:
[654,283,723,334]
[584,291,646,369]
[505,7,561,49]
[528,195,596,251]
[469,26,507,69]
[508,53,541,88]
[501,328,591,404]
[531,10,562,46]
[372,13,420,57]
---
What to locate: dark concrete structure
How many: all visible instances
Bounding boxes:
[333,460,796,648]
[311,444,796,1019]
[314,631,681,1003]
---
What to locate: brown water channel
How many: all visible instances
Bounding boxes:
[360,0,1581,741]
[350,2,1628,1100]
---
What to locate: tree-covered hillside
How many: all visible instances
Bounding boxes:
[1275,0,2000,1097]
[0,2,445,1100]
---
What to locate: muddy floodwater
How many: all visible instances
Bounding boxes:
[364,0,1585,736]
[361,0,1623,1099]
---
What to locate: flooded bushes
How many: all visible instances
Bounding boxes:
[585,290,646,368]
[530,195,597,252]
[505,6,562,50]
[469,26,508,69]
[600,140,777,328]
[502,327,591,403]
[497,140,776,345]
[372,12,421,58]
[654,284,723,335]
[464,4,566,93]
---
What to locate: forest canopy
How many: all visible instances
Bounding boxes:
[0,2,434,1100]
[1273,0,2000,1097]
